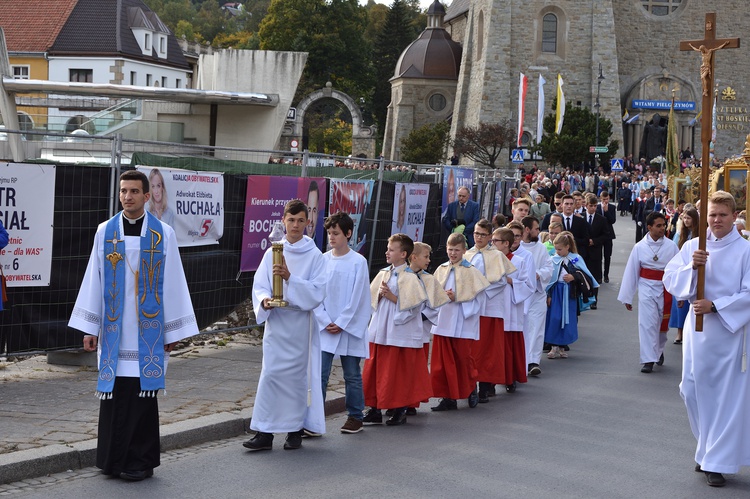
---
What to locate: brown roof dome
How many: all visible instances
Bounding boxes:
[394,1,462,80]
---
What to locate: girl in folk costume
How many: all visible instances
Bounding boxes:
[465,220,516,402]
[429,233,490,411]
[362,234,433,426]
[669,208,698,345]
[545,232,599,359]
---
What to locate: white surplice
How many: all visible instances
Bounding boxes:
[617,234,679,363]
[499,251,535,333]
[251,235,327,434]
[69,215,199,378]
[468,249,507,319]
[368,264,424,348]
[520,241,554,365]
[313,249,371,359]
[430,266,485,340]
[664,229,750,474]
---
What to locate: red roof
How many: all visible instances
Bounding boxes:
[0,0,79,52]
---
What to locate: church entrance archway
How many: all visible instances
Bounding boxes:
[281,82,377,158]
[622,72,698,162]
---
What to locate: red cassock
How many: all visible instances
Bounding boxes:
[429,335,478,399]
[473,316,507,384]
[363,342,432,409]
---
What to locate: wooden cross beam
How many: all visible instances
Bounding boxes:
[680,13,739,331]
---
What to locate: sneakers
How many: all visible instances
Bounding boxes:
[243,432,273,451]
[340,416,364,434]
[283,430,303,450]
[528,363,542,376]
[302,428,322,438]
[362,408,383,424]
[547,346,560,359]
[431,398,458,411]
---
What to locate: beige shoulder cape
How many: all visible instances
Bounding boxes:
[370,266,427,312]
[433,261,491,303]
[465,245,517,283]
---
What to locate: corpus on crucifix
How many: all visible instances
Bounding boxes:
[679,12,740,331]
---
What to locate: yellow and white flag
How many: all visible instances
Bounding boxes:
[555,74,565,134]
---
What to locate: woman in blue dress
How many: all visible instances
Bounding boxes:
[544,232,598,359]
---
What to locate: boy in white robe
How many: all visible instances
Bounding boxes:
[314,212,371,434]
[664,191,750,487]
[519,216,553,376]
[244,200,327,452]
[618,212,679,373]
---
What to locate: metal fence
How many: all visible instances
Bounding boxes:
[0,128,519,355]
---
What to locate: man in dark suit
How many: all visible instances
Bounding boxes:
[540,191,565,231]
[584,194,609,308]
[560,194,590,259]
[442,186,480,247]
[596,191,617,283]
[643,186,665,220]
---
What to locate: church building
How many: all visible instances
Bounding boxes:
[382,0,749,166]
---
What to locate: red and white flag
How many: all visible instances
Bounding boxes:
[517,73,528,147]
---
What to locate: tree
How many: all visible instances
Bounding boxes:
[371,0,423,135]
[400,121,451,164]
[452,120,516,168]
[534,101,619,169]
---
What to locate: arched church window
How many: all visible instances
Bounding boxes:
[640,0,683,16]
[542,14,557,53]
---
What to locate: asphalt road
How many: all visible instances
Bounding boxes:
[10,218,750,498]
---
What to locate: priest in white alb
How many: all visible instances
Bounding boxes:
[70,170,199,481]
[663,191,750,488]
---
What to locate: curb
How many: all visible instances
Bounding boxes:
[0,394,346,485]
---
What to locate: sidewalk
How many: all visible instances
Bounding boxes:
[0,331,347,484]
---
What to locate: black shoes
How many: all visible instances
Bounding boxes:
[641,362,654,373]
[120,468,153,481]
[604,276,609,283]
[243,431,273,451]
[528,364,542,377]
[431,398,458,411]
[284,430,303,450]
[405,407,418,416]
[363,408,383,424]
[656,353,665,366]
[590,304,597,310]
[468,389,479,408]
[506,382,517,393]
[705,471,726,487]
[385,407,407,425]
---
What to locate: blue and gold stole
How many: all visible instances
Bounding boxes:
[100,212,166,398]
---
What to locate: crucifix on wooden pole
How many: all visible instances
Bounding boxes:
[679,13,739,331]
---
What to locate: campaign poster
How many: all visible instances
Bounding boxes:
[391,183,429,242]
[493,181,504,217]
[240,176,327,272]
[0,163,55,287]
[137,166,224,247]
[328,179,374,253]
[441,167,474,218]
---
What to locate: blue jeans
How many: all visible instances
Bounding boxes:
[321,351,364,421]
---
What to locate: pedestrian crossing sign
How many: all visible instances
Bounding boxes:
[611,159,624,171]
[511,149,524,163]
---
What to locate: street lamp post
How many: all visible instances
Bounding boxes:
[595,63,604,172]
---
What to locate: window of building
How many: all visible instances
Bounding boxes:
[542,14,557,53]
[476,11,484,61]
[176,78,182,89]
[146,74,153,86]
[69,69,93,83]
[145,33,151,50]
[11,65,29,79]
[161,76,167,88]
[429,93,447,112]
[641,0,682,16]
[130,71,137,85]
[159,36,167,55]
[520,131,532,147]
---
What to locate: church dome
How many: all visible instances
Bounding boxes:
[394,0,462,80]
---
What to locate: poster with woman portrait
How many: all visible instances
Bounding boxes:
[392,183,429,241]
[137,166,224,247]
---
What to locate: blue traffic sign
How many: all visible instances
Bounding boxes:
[511,149,524,163]
[611,159,624,171]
